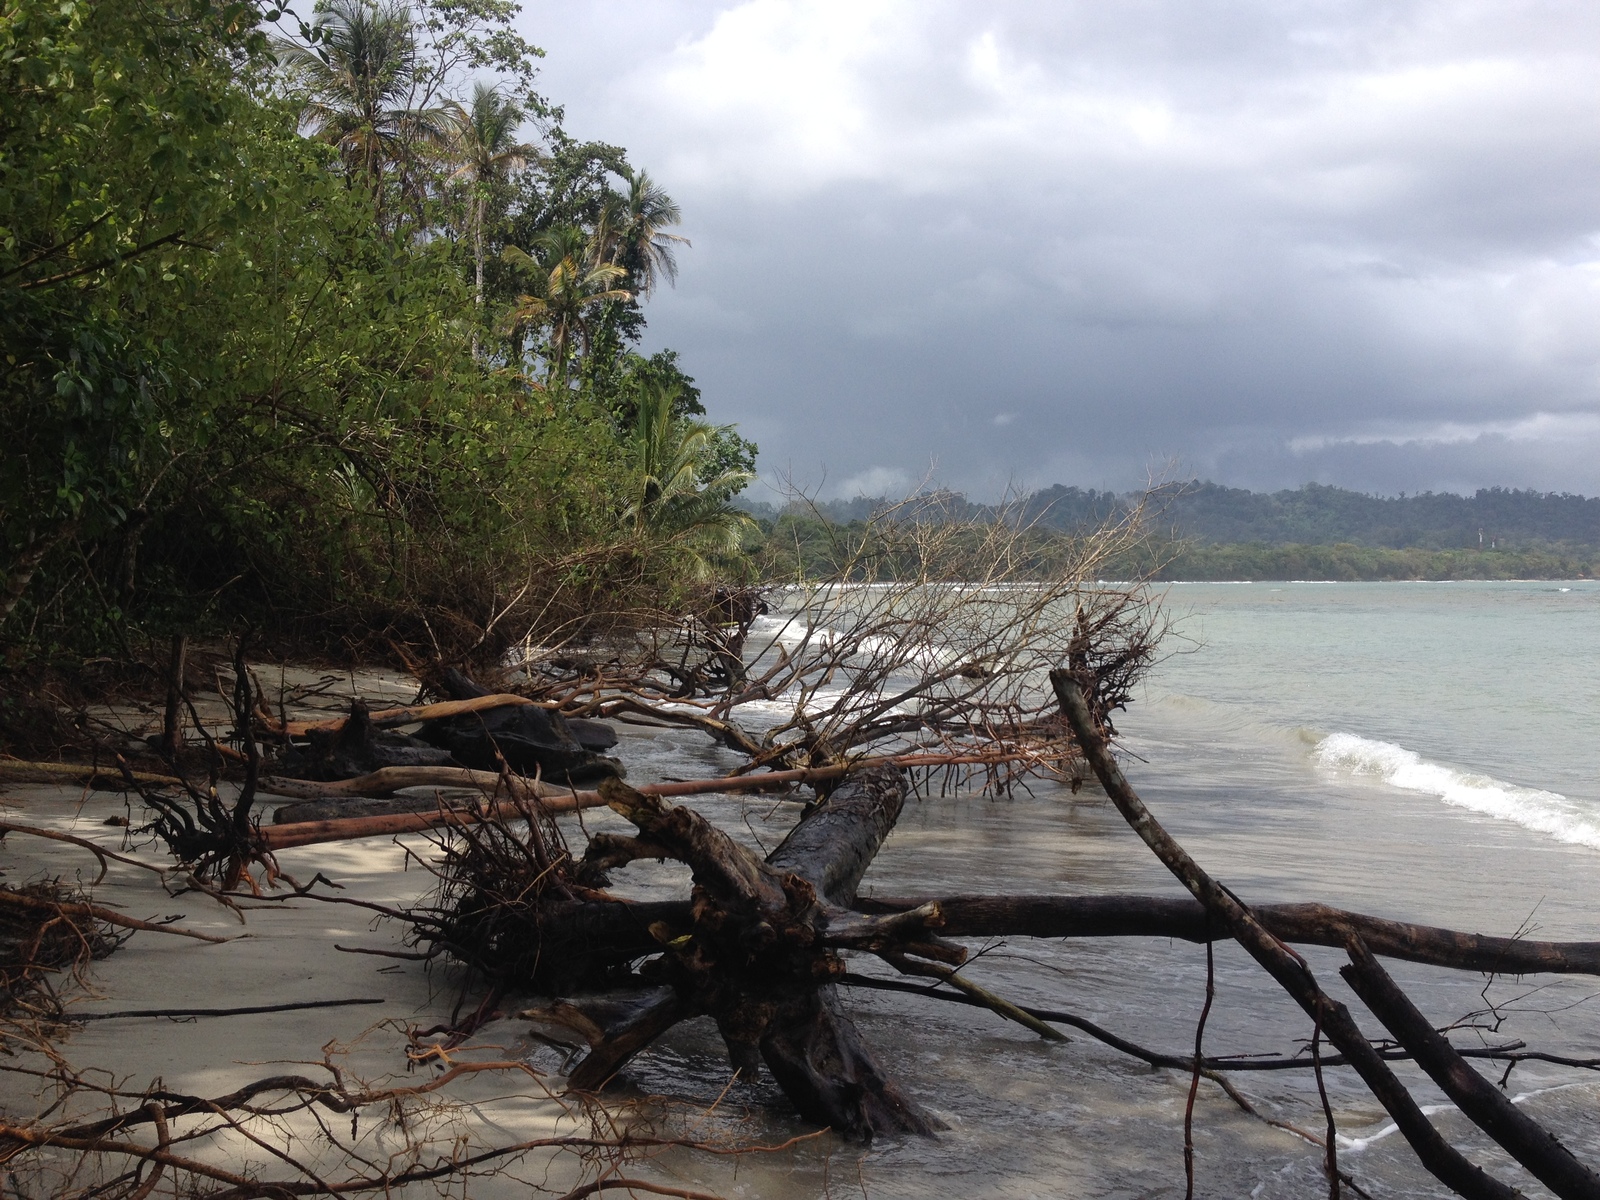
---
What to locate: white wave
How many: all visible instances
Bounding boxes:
[1313,732,1600,850]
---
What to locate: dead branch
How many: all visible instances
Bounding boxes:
[73,997,385,1021]
[0,887,226,944]
[0,760,184,789]
[259,752,1055,851]
[260,692,543,738]
[1054,670,1523,1200]
[1341,935,1600,1199]
[855,892,1600,976]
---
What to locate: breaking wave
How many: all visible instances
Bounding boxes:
[1313,731,1600,850]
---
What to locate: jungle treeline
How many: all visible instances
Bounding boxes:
[748,482,1600,581]
[2,0,758,665]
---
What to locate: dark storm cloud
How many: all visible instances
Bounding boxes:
[518,1,1600,498]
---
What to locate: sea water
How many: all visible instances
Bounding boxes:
[562,581,1600,1198]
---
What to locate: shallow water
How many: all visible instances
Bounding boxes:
[563,581,1600,1198]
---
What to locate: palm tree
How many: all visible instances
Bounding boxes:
[447,83,536,322]
[502,226,632,385]
[277,0,452,208]
[602,168,689,297]
[625,380,754,576]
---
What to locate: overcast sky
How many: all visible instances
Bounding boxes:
[517,1,1600,500]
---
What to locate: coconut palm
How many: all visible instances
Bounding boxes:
[502,226,632,385]
[447,83,536,319]
[277,0,452,205]
[601,168,689,297]
[626,380,755,575]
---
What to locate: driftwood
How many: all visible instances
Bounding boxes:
[279,699,455,781]
[256,753,1056,851]
[29,621,1596,1192]
[0,760,184,790]
[856,893,1600,976]
[400,681,1600,1194]
[577,769,942,1138]
[259,765,574,802]
[461,769,950,1138]
[1342,936,1600,1199]
[500,890,1600,987]
[262,693,541,738]
[1051,670,1593,1199]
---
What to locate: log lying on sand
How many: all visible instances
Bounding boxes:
[256,754,1042,849]
[0,760,184,790]
[263,693,541,738]
[278,700,454,780]
[259,766,573,802]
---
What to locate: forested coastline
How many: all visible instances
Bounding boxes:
[747,482,1600,580]
[2,0,757,669]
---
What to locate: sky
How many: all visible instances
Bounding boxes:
[516,1,1600,501]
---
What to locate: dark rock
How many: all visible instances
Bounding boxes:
[280,699,457,781]
[418,668,621,783]
[566,718,619,751]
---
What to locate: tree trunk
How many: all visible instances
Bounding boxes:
[1053,671,1519,1200]
[561,769,940,1139]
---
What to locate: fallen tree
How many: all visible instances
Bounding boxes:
[24,503,1599,1196]
[363,758,1600,1195]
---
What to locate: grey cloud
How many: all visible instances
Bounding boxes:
[519,0,1600,498]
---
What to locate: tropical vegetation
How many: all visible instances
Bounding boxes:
[0,0,757,664]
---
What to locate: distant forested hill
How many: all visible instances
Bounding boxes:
[742,482,1600,579]
[741,481,1600,556]
[1026,482,1600,551]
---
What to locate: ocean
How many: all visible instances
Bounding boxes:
[569,580,1600,1198]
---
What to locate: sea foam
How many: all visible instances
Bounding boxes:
[1313,731,1600,850]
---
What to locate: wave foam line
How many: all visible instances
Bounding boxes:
[1313,732,1600,850]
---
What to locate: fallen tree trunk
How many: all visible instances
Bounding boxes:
[532,890,1600,983]
[256,753,1045,850]
[504,770,945,1140]
[750,768,941,1136]
[261,694,541,738]
[1342,935,1600,1200]
[857,893,1600,977]
[0,760,184,790]
[1053,670,1522,1200]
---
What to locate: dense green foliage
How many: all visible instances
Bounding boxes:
[1134,542,1597,582]
[750,482,1600,582]
[775,482,1600,553]
[1,0,755,661]
[1046,481,1600,552]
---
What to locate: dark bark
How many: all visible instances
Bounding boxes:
[760,983,935,1139]
[768,768,906,906]
[756,768,938,1135]
[565,988,694,1091]
[159,633,187,761]
[512,889,1600,991]
[1342,936,1600,1200]
[856,894,1600,977]
[1053,671,1519,1200]
[561,770,940,1139]
[416,688,620,783]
